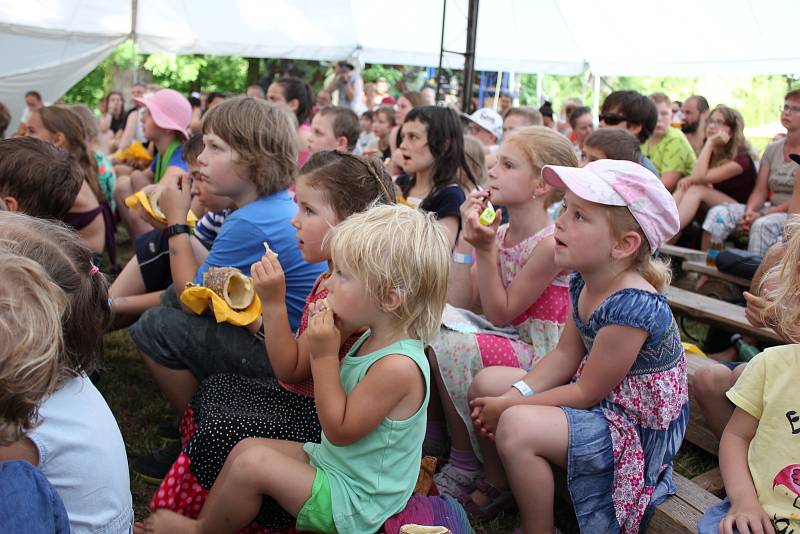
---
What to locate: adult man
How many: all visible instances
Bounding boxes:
[502,106,543,135]
[498,91,513,116]
[681,95,710,155]
[463,107,503,150]
[641,92,696,191]
[324,61,364,113]
[599,90,660,177]
[15,90,44,136]
[245,84,265,99]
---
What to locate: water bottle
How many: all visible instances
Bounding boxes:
[731,334,760,362]
[706,216,725,266]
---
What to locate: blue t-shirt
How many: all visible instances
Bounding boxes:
[193,191,326,331]
[0,461,70,534]
[149,144,189,174]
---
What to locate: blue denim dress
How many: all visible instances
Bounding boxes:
[0,460,70,533]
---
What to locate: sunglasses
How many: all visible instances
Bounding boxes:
[599,113,628,126]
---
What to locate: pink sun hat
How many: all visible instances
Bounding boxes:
[542,159,680,252]
[134,89,191,141]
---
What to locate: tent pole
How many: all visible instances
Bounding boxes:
[461,0,479,113]
[130,0,138,84]
[435,0,447,104]
[592,73,601,121]
[509,71,517,106]
[492,71,502,111]
[536,71,543,106]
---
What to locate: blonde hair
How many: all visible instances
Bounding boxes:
[606,206,672,292]
[202,97,297,196]
[329,204,450,342]
[463,135,487,187]
[0,253,67,446]
[504,125,579,204]
[763,217,800,342]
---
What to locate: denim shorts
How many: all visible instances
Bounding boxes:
[129,285,273,381]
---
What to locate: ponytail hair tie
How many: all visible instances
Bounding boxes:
[90,264,99,276]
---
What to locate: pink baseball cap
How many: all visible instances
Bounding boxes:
[134,89,191,141]
[542,159,680,252]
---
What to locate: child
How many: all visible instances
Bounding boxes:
[108,133,233,326]
[365,105,396,160]
[140,203,451,534]
[396,105,478,248]
[0,252,70,534]
[0,212,133,534]
[143,150,396,529]
[673,105,756,232]
[129,97,326,478]
[114,88,192,238]
[355,109,377,155]
[466,160,688,533]
[309,106,361,154]
[428,126,576,498]
[266,77,314,165]
[698,218,800,534]
[25,105,115,263]
[581,128,643,166]
[0,137,83,220]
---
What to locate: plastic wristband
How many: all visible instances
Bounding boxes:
[511,380,534,397]
[452,252,474,265]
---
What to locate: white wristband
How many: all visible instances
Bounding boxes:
[452,252,474,265]
[511,380,534,397]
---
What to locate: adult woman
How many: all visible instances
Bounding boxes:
[395,106,477,249]
[673,105,756,232]
[266,77,313,166]
[25,106,113,263]
[568,105,593,157]
[100,91,126,152]
[701,91,800,255]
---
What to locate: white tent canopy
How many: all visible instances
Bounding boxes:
[2,0,800,127]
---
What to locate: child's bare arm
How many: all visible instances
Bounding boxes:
[476,237,562,325]
[471,323,646,433]
[719,407,775,534]
[306,308,421,446]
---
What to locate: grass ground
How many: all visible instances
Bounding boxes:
[100,236,718,532]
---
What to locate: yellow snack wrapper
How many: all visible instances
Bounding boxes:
[124,191,198,227]
[114,140,153,163]
[479,201,496,226]
[681,342,706,357]
[180,285,262,326]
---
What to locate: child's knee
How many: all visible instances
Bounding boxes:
[693,365,732,398]
[495,406,530,457]
[468,368,495,400]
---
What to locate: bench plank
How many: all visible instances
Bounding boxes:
[682,261,752,288]
[691,468,725,497]
[648,475,721,534]
[660,244,707,262]
[666,286,783,343]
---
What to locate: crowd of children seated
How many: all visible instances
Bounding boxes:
[0,68,797,534]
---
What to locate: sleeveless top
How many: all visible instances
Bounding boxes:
[304,332,430,533]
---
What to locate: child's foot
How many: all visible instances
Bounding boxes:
[458,478,515,522]
[433,463,479,498]
[141,510,201,534]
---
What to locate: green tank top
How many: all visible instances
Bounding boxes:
[304,332,429,533]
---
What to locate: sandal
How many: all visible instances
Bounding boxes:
[433,463,479,498]
[457,477,515,522]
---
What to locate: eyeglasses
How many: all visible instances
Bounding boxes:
[779,104,800,114]
[706,118,728,127]
[599,113,628,126]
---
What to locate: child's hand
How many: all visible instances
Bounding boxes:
[306,304,341,360]
[159,174,193,225]
[460,192,500,253]
[134,187,168,230]
[721,502,775,534]
[469,396,510,438]
[251,251,285,306]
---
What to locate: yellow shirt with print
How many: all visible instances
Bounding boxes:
[727,345,800,531]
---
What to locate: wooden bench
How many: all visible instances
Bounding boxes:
[666,286,783,344]
[648,473,721,533]
[660,244,707,263]
[682,261,752,289]
[555,467,720,533]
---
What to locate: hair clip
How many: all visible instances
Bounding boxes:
[90,264,100,276]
